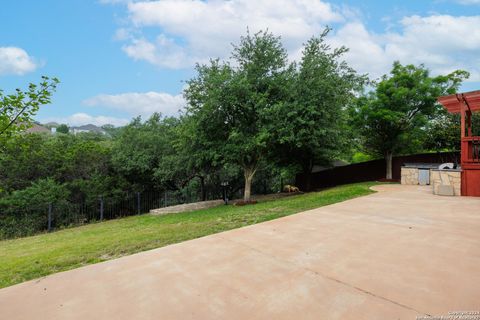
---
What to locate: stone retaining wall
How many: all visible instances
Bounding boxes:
[150,199,224,215]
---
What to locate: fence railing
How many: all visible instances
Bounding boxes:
[0,190,208,240]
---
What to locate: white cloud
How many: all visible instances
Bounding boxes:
[114,28,132,41]
[455,0,480,4]
[98,0,132,4]
[330,15,480,81]
[122,0,344,68]
[122,36,190,68]
[83,91,185,117]
[111,1,480,85]
[42,113,129,127]
[0,47,39,76]
[329,22,390,79]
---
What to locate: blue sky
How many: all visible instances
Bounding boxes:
[0,0,479,126]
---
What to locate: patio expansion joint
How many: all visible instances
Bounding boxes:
[220,235,431,317]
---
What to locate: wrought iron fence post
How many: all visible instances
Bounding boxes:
[48,203,53,232]
[164,191,167,207]
[136,192,141,215]
[99,196,104,221]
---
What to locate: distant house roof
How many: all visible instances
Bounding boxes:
[44,122,59,128]
[71,124,106,134]
[25,123,51,134]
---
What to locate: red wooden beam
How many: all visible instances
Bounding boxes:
[438,90,480,197]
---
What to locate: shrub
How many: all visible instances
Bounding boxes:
[0,178,70,238]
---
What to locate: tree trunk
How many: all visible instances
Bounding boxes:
[243,166,256,202]
[385,151,393,180]
[199,176,206,201]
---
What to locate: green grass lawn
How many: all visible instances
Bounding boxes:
[0,182,379,289]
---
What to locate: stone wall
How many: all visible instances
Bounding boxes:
[150,199,224,215]
[431,170,461,196]
[401,168,419,185]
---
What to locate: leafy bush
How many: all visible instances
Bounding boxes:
[351,152,374,163]
[0,178,69,238]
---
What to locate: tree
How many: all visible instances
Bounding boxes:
[0,132,116,195]
[0,133,54,192]
[424,111,480,165]
[352,62,468,179]
[56,124,69,134]
[0,178,70,238]
[101,124,121,138]
[111,113,178,190]
[185,30,292,202]
[0,76,59,144]
[154,115,218,201]
[269,28,365,190]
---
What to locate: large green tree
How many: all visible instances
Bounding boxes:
[185,30,292,201]
[153,114,221,201]
[56,124,69,134]
[269,28,365,190]
[111,113,179,190]
[352,62,468,179]
[0,76,59,144]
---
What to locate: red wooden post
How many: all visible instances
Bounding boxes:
[467,110,472,137]
[438,90,480,196]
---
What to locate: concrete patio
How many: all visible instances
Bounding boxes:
[1,184,479,319]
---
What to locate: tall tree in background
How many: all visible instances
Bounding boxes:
[424,111,480,159]
[0,76,59,144]
[352,62,468,179]
[185,30,292,202]
[269,28,365,190]
[56,124,69,134]
[111,113,178,190]
[155,115,222,201]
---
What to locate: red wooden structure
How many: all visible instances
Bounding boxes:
[438,90,480,196]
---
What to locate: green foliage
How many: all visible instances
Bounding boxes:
[101,124,121,138]
[351,152,375,163]
[0,76,59,144]
[184,28,363,197]
[269,28,365,175]
[0,133,114,194]
[185,30,292,200]
[351,62,468,178]
[0,178,69,208]
[111,113,179,190]
[56,124,69,134]
[0,132,132,237]
[0,178,69,238]
[424,111,461,152]
[424,112,480,152]
[1,29,474,241]
[153,116,198,190]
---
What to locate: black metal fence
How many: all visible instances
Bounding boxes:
[0,190,207,240]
